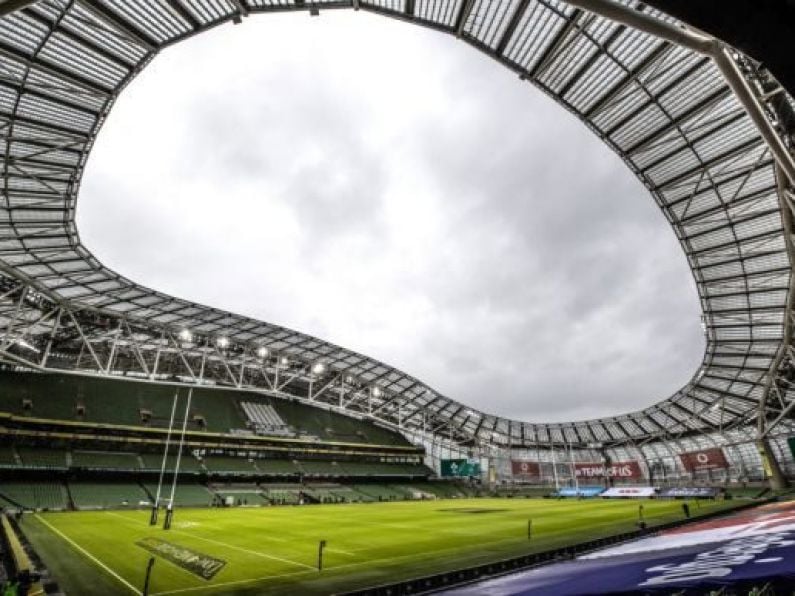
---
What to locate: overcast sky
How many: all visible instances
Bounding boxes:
[77,10,704,423]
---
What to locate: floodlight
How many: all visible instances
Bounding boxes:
[372,386,382,398]
[217,336,229,349]
[178,329,192,342]
[256,346,270,359]
[280,356,289,366]
[312,362,326,375]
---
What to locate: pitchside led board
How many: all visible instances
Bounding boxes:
[789,436,795,459]
[440,458,481,478]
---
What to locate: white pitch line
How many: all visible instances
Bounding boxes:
[103,511,315,571]
[150,567,315,596]
[151,532,525,596]
[171,530,316,571]
[35,515,142,596]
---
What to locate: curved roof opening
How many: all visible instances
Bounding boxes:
[77,10,703,422]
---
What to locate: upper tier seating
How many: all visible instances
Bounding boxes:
[71,451,141,471]
[0,371,411,446]
[240,401,292,436]
[202,456,258,474]
[254,459,300,475]
[16,447,67,469]
[298,460,343,475]
[339,461,430,477]
[140,453,202,473]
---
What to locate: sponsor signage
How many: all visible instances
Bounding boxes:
[511,460,540,477]
[788,436,795,459]
[440,458,481,478]
[556,486,604,498]
[601,486,656,498]
[574,461,642,479]
[679,448,728,472]
[136,537,226,580]
[440,501,795,595]
[658,487,718,498]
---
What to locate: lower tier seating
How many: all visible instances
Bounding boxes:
[69,482,150,509]
[143,483,213,507]
[0,481,68,509]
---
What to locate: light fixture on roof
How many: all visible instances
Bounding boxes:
[256,346,270,359]
[345,375,355,384]
[312,362,326,375]
[371,386,382,398]
[15,338,39,353]
[280,356,289,366]
[178,329,192,342]
[217,336,229,349]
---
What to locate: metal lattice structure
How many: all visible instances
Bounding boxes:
[1,0,794,469]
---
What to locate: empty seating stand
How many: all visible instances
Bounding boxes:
[69,482,150,509]
[202,456,257,475]
[72,451,141,471]
[254,459,299,476]
[240,401,292,436]
[0,481,68,510]
[298,460,342,476]
[17,447,67,469]
[144,483,213,507]
[140,453,202,474]
[340,461,429,477]
[0,446,18,468]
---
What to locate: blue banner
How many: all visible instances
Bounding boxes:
[443,531,795,594]
[658,487,719,498]
[556,486,604,498]
[440,501,795,595]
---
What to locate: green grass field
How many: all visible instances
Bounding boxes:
[21,498,739,595]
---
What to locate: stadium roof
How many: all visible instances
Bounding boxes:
[0,0,793,448]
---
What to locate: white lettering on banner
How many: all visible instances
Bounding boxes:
[574,461,641,479]
[639,531,795,586]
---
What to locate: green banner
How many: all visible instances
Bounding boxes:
[788,436,795,459]
[441,458,481,477]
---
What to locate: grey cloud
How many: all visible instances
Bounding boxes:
[78,11,704,424]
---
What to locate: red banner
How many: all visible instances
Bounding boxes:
[574,461,643,479]
[679,448,728,472]
[511,460,540,477]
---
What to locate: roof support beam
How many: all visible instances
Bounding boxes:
[0,0,36,17]
[496,0,529,56]
[454,0,475,38]
[564,0,795,187]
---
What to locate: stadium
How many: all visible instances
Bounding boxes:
[0,0,794,594]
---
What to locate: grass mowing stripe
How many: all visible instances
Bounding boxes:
[103,511,317,571]
[28,499,742,596]
[172,530,317,571]
[155,527,537,596]
[150,567,316,596]
[34,514,142,596]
